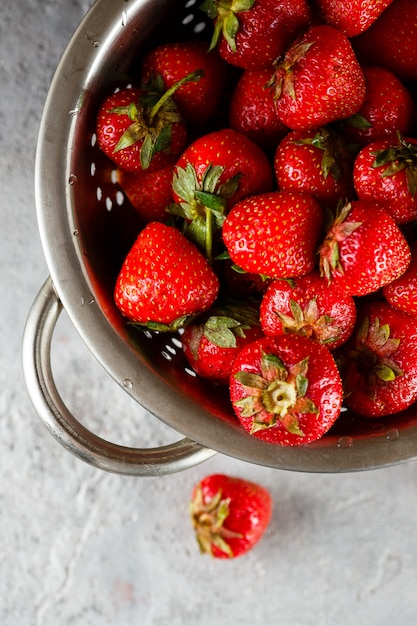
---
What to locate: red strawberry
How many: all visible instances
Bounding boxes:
[338,299,417,417]
[271,25,365,131]
[315,0,395,37]
[343,66,417,148]
[170,128,273,262]
[190,474,272,558]
[228,67,288,150]
[96,73,200,172]
[353,135,417,224]
[114,222,219,330]
[353,0,417,83]
[222,191,324,279]
[274,127,355,207]
[140,40,228,126]
[116,164,174,222]
[383,242,417,317]
[319,200,411,296]
[181,299,264,382]
[229,334,343,446]
[260,271,357,350]
[200,0,311,70]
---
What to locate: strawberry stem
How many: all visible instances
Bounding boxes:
[205,206,214,264]
[148,70,204,124]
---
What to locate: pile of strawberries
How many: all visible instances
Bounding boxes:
[95,0,417,447]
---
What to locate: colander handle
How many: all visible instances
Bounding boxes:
[22,277,216,476]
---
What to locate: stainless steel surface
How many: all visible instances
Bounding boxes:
[22,277,216,475]
[27,0,417,472]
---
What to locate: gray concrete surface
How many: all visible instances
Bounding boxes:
[1,1,417,624]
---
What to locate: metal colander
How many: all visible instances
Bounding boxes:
[22,0,417,475]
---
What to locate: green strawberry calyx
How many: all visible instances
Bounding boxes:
[371,132,417,197]
[131,313,196,333]
[292,128,346,181]
[169,163,241,263]
[203,300,260,348]
[319,200,363,283]
[190,486,242,558]
[200,0,254,52]
[110,70,203,169]
[233,351,318,436]
[344,316,403,400]
[276,297,340,345]
[270,40,314,101]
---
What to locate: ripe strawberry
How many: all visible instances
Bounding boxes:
[96,72,200,172]
[383,242,417,317]
[116,164,174,222]
[229,334,343,446]
[260,271,357,350]
[181,299,264,382]
[337,300,417,417]
[228,67,288,150]
[315,0,395,37]
[343,66,417,148]
[222,191,324,279]
[274,127,355,207]
[353,134,417,224]
[200,0,311,70]
[271,24,365,131]
[190,474,272,558]
[140,40,228,126]
[170,128,273,262]
[114,222,219,330]
[319,200,411,296]
[353,0,417,83]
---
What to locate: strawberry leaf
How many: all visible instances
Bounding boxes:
[346,113,372,130]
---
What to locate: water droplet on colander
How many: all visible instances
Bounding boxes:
[337,436,353,449]
[68,108,79,118]
[93,40,100,48]
[73,229,79,237]
[68,174,78,185]
[122,378,133,390]
[121,10,127,26]
[386,428,399,441]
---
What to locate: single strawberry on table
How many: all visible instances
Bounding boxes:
[228,67,288,151]
[181,298,264,382]
[96,70,201,172]
[229,334,343,446]
[353,134,417,224]
[318,199,411,296]
[342,66,417,148]
[139,40,228,126]
[200,0,312,70]
[169,128,273,262]
[222,190,324,279]
[274,127,355,207]
[260,271,357,350]
[271,24,366,131]
[337,299,417,417]
[114,221,219,331]
[190,473,272,558]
